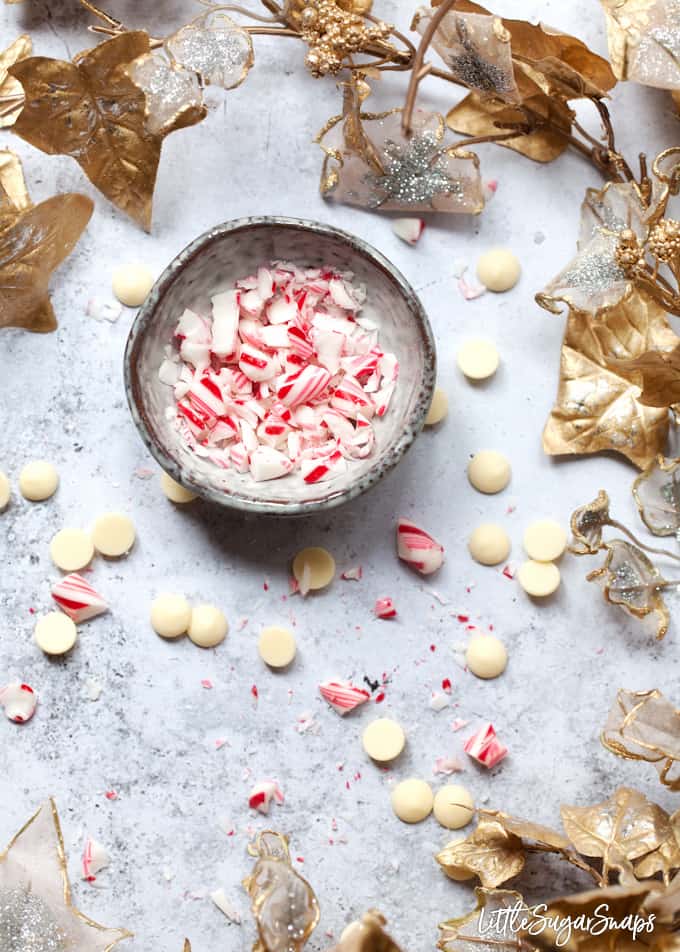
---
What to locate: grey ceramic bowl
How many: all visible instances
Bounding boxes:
[124,217,436,516]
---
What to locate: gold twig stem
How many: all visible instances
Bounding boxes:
[402,0,457,135]
[78,0,123,29]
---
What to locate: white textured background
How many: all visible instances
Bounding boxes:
[1,1,680,949]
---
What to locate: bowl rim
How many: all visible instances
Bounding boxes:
[124,215,436,517]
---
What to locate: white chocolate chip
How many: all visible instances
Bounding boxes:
[50,528,95,572]
[433,784,475,829]
[465,634,508,679]
[188,604,228,648]
[258,626,296,668]
[518,559,561,597]
[112,263,154,307]
[391,778,434,823]
[151,594,192,639]
[424,388,449,426]
[92,513,136,558]
[362,717,405,762]
[0,472,10,510]
[292,547,335,593]
[19,461,59,501]
[468,450,511,494]
[476,248,521,292]
[468,524,511,566]
[35,612,77,656]
[456,339,499,381]
[160,471,197,504]
[523,520,567,562]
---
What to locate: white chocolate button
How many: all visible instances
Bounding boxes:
[258,626,296,668]
[92,513,136,558]
[466,634,508,679]
[292,547,335,591]
[523,520,567,562]
[468,524,510,566]
[476,248,521,292]
[425,388,448,426]
[0,471,10,510]
[391,778,434,823]
[50,528,95,572]
[160,471,197,504]
[468,450,511,494]
[518,559,561,597]
[35,612,77,655]
[188,604,228,648]
[456,339,499,381]
[441,837,475,881]
[362,717,405,762]
[112,263,154,307]
[433,785,475,830]
[19,461,59,501]
[151,594,192,639]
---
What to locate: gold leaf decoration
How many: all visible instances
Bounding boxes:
[438,887,532,952]
[587,540,671,639]
[602,688,680,790]
[600,0,680,89]
[570,489,612,554]
[635,814,680,884]
[613,346,680,408]
[0,35,31,127]
[480,810,570,850]
[560,787,671,879]
[9,32,204,231]
[0,149,93,333]
[542,289,677,469]
[633,456,680,535]
[330,911,404,951]
[435,816,525,888]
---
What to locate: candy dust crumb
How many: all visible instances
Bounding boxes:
[201,679,214,689]
[451,718,470,732]
[595,647,604,655]
[251,685,259,703]
[442,678,452,693]
[341,566,363,581]
[263,579,269,591]
[502,563,516,580]
[104,790,118,801]
[215,738,228,750]
[375,692,385,704]
[134,467,154,480]
[429,644,436,652]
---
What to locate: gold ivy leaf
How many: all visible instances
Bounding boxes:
[9,32,204,231]
[560,787,671,878]
[438,887,534,952]
[0,149,93,333]
[612,345,680,408]
[435,817,525,888]
[588,540,671,640]
[602,688,680,790]
[0,35,31,127]
[600,0,680,90]
[330,911,404,951]
[569,489,611,554]
[542,289,677,470]
[635,812,680,884]
[633,456,680,536]
[480,810,570,850]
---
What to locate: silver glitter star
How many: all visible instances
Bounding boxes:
[0,889,66,952]
[447,16,515,94]
[364,131,463,208]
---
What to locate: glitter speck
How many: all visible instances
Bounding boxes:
[0,889,67,952]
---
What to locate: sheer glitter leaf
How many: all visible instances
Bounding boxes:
[435,817,526,888]
[9,32,188,231]
[542,289,676,469]
[0,35,31,127]
[243,832,320,952]
[633,455,680,536]
[128,52,206,135]
[437,887,532,952]
[569,489,612,554]
[0,150,93,333]
[612,346,680,409]
[601,0,680,89]
[587,540,671,638]
[166,11,254,90]
[602,688,680,789]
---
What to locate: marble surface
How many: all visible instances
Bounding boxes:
[2,1,680,950]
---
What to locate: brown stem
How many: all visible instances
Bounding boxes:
[402,0,457,135]
[609,519,680,562]
[243,26,299,36]
[78,0,122,28]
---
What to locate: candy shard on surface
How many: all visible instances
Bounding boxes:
[340,565,363,581]
[463,722,508,768]
[210,888,242,924]
[374,597,397,619]
[51,573,108,623]
[248,780,284,814]
[319,679,370,715]
[0,682,37,723]
[81,836,110,882]
[396,518,444,575]
[392,218,425,245]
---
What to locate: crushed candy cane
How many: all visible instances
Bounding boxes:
[319,679,371,715]
[162,262,399,483]
[429,691,450,712]
[433,756,463,775]
[248,780,284,814]
[341,565,363,581]
[451,718,470,732]
[210,888,242,924]
[463,722,508,769]
[374,597,397,619]
[51,573,108,623]
[396,518,444,575]
[392,218,425,245]
[81,836,110,882]
[0,682,37,723]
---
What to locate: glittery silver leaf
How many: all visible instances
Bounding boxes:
[166,12,254,90]
[128,52,203,135]
[587,539,671,638]
[625,0,680,89]
[0,889,67,952]
[363,130,462,208]
[634,456,680,538]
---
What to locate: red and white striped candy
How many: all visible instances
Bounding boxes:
[319,679,370,715]
[238,344,279,382]
[278,365,331,408]
[397,519,444,575]
[392,218,425,245]
[266,295,297,325]
[463,722,508,769]
[230,443,250,473]
[374,597,397,619]
[249,446,294,482]
[51,573,108,623]
[82,836,110,882]
[301,449,347,484]
[211,290,239,358]
[330,375,374,419]
[188,374,226,418]
[287,325,315,361]
[248,780,284,814]
[0,682,37,723]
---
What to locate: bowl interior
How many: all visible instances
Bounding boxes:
[126,218,435,515]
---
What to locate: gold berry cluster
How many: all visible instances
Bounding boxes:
[298,0,392,76]
[647,218,680,264]
[615,228,645,272]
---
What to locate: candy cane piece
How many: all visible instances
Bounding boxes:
[463,722,508,768]
[319,679,370,715]
[397,518,444,575]
[248,780,284,814]
[51,573,108,623]
[0,682,37,723]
